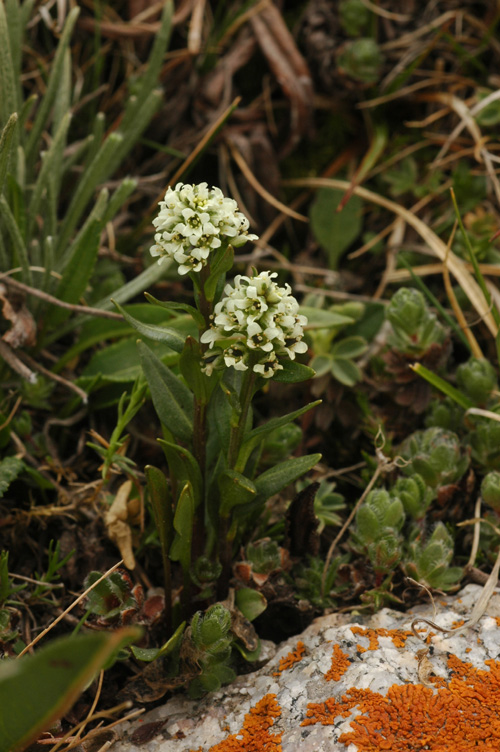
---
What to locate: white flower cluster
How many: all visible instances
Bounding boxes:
[200,271,308,378]
[150,182,258,275]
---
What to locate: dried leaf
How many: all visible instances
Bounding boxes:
[105,480,136,569]
[0,283,36,348]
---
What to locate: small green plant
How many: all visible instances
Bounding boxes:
[391,474,435,522]
[386,288,447,355]
[456,357,498,405]
[352,488,405,576]
[403,523,463,590]
[400,427,470,489]
[118,182,321,646]
[337,38,383,83]
[183,603,236,697]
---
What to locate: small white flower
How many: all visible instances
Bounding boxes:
[150,182,258,273]
[200,270,308,377]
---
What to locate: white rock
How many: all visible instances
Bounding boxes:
[111,584,500,751]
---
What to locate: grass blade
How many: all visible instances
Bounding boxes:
[0,0,17,126]
[25,7,80,165]
[0,113,18,195]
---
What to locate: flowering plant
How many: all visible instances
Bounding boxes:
[114,183,320,636]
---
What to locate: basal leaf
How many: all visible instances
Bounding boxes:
[138,341,193,442]
[113,300,185,353]
[310,188,363,270]
[254,453,322,502]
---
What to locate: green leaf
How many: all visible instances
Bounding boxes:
[310,188,363,269]
[179,336,218,402]
[309,355,333,378]
[330,358,362,386]
[331,336,367,359]
[272,360,315,383]
[113,300,185,352]
[25,8,80,166]
[0,193,30,282]
[56,133,123,257]
[204,244,234,302]
[81,338,177,384]
[254,453,322,502]
[0,2,17,126]
[0,628,140,752]
[131,621,186,662]
[300,306,355,329]
[236,400,321,473]
[411,363,474,409]
[169,482,194,571]
[218,470,257,518]
[138,341,193,442]
[0,113,17,195]
[145,465,173,559]
[158,440,202,506]
[145,293,205,330]
[0,456,24,499]
[235,588,267,621]
[45,206,104,328]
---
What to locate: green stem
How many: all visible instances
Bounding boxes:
[218,367,257,598]
[227,367,257,470]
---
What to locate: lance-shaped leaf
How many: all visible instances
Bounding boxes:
[113,300,185,353]
[0,113,17,195]
[169,482,195,572]
[138,340,193,442]
[0,627,140,752]
[158,440,202,507]
[179,336,219,403]
[144,293,205,330]
[272,360,316,384]
[218,470,257,519]
[254,453,322,502]
[145,465,173,560]
[236,400,321,472]
[204,244,234,301]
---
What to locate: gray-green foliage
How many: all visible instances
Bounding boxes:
[456,357,498,405]
[400,427,470,489]
[353,489,405,573]
[386,287,447,354]
[350,479,461,593]
[0,1,173,345]
[403,523,463,590]
[185,604,237,697]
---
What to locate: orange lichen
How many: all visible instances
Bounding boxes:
[273,640,306,676]
[203,694,282,752]
[325,643,352,681]
[302,653,500,751]
[350,626,416,652]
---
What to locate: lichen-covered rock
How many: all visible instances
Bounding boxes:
[112,585,500,751]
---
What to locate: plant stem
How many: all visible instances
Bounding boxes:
[218,367,257,597]
[227,367,256,469]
